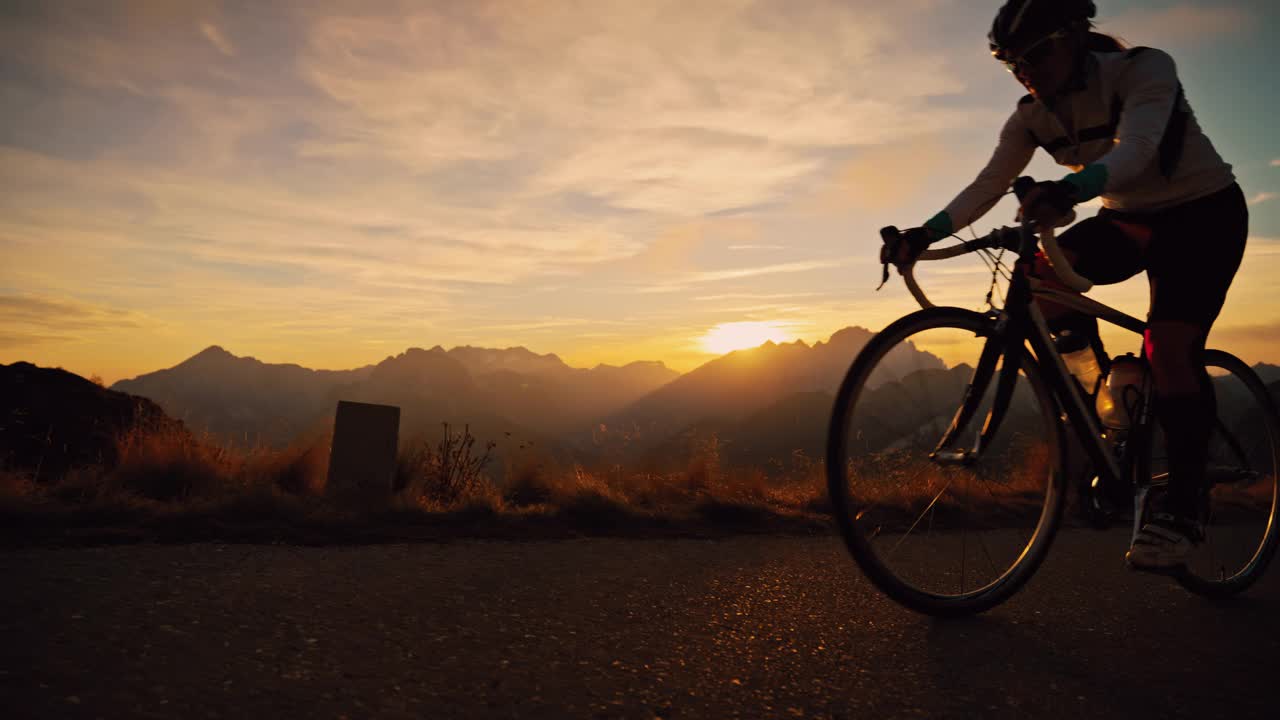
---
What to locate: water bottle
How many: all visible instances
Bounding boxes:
[1056,329,1104,399]
[1097,353,1148,431]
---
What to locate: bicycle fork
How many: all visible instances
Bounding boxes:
[929,301,1127,526]
[930,312,1022,466]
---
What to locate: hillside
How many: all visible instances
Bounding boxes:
[2,361,184,481]
[607,326,944,446]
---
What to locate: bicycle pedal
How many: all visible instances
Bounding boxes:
[1079,477,1126,529]
[930,449,974,466]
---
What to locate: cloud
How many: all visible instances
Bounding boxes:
[0,0,985,276]
[1249,192,1277,206]
[0,295,159,355]
[688,260,839,284]
[0,331,75,349]
[0,295,150,332]
[468,318,634,333]
[634,259,843,294]
[0,1,236,95]
[199,21,235,56]
[296,0,982,216]
[534,133,823,216]
[1099,4,1254,46]
[0,146,642,291]
[693,291,821,302]
[1207,321,1280,365]
[805,137,950,212]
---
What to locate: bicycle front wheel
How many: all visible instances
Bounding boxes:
[826,307,1067,616]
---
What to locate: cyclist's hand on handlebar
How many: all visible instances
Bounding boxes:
[879,226,935,268]
[876,225,936,290]
[1016,179,1077,229]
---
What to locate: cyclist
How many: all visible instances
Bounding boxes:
[889,0,1249,571]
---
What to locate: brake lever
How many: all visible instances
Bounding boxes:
[1012,176,1037,203]
[876,226,901,291]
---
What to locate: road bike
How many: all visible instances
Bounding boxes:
[825,178,1280,616]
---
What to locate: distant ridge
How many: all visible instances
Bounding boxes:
[607,325,942,435]
[107,328,948,456]
[112,343,679,447]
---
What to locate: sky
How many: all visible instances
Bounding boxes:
[2,0,1278,384]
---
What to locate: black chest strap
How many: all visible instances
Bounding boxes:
[1159,84,1188,179]
[1032,86,1188,180]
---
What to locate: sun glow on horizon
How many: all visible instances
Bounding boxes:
[700,321,796,355]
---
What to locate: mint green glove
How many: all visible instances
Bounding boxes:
[922,211,954,241]
[1061,164,1109,203]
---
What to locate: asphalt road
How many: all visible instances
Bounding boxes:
[2,530,1278,719]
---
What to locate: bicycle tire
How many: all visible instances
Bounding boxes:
[1167,350,1280,597]
[826,307,1068,617]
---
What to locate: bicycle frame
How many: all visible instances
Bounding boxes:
[924,222,1150,516]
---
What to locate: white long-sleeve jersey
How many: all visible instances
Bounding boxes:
[927,46,1236,236]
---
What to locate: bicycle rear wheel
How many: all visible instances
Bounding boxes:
[1144,351,1280,597]
[826,307,1067,616]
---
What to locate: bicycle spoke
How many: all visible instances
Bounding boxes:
[854,463,933,524]
[974,473,1033,550]
[976,529,1002,579]
[887,476,956,560]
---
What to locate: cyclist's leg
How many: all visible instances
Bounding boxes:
[1031,214,1148,354]
[1144,184,1250,527]
[1144,322,1214,522]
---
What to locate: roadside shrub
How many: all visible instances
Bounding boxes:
[251,435,330,496]
[398,423,496,506]
[106,426,231,502]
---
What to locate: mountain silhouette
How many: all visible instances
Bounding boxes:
[112,344,677,448]
[322,347,540,454]
[104,328,946,468]
[1252,363,1280,386]
[112,346,375,447]
[445,346,679,432]
[2,361,184,481]
[605,326,944,445]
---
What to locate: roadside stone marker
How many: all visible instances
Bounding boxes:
[327,400,400,498]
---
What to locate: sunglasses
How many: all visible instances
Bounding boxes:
[994,30,1066,73]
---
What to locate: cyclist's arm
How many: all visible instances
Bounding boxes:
[1060,48,1181,201]
[922,108,1036,239]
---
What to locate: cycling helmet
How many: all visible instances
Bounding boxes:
[989,0,1097,58]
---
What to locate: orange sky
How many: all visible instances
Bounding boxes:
[2,1,1278,384]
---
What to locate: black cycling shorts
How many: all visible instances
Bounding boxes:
[1053,182,1249,328]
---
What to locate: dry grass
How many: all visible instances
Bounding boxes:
[14,423,1267,545]
[1,423,834,542]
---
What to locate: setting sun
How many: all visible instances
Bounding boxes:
[700,321,796,355]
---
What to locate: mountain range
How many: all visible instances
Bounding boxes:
[111,344,679,450]
[108,328,948,471]
[104,337,1280,475]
